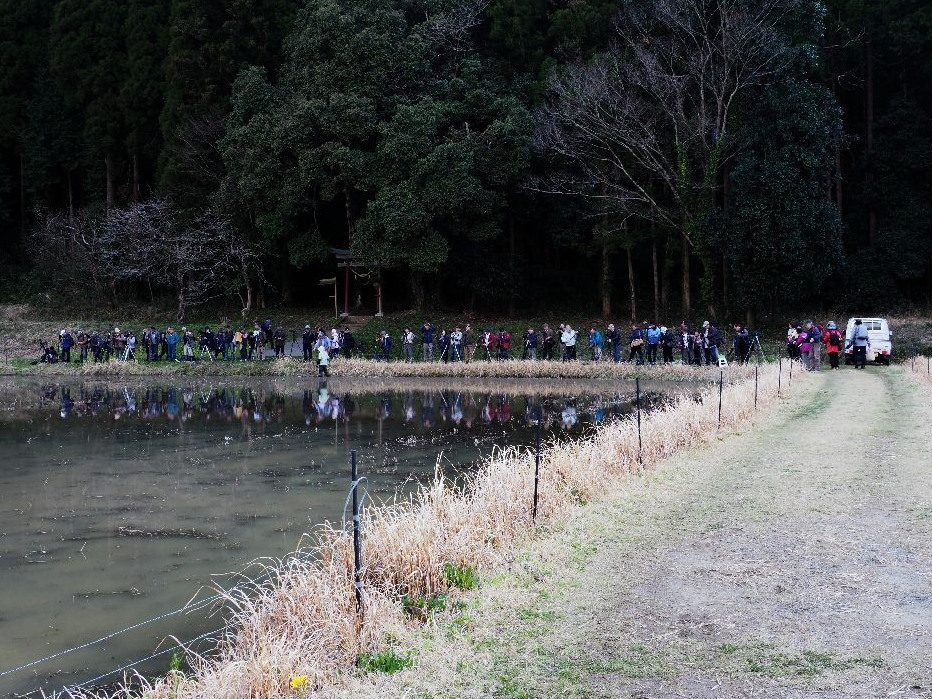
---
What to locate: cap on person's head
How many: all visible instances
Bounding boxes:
[827,321,837,329]
[305,324,310,329]
[805,319,813,325]
[702,320,710,328]
[855,318,862,324]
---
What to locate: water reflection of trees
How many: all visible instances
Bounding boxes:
[32,383,663,434]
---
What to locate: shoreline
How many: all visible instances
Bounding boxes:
[62,363,793,699]
[4,356,769,382]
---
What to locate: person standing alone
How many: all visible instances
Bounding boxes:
[823,321,843,370]
[847,319,870,369]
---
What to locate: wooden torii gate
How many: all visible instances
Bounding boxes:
[331,248,383,317]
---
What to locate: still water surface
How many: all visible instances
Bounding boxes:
[0,377,676,696]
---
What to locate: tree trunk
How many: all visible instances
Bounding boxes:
[344,185,355,247]
[132,154,141,202]
[601,241,612,320]
[507,212,516,317]
[722,253,729,319]
[626,245,636,322]
[105,155,115,211]
[19,153,25,239]
[661,233,673,318]
[866,35,877,246]
[67,169,74,225]
[651,225,659,322]
[680,226,691,319]
[835,147,843,218]
[410,271,426,313]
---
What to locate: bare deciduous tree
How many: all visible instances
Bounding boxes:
[536,0,797,316]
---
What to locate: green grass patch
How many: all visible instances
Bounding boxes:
[357,648,415,674]
[444,562,479,591]
[718,643,883,677]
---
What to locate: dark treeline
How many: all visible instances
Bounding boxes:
[0,0,929,322]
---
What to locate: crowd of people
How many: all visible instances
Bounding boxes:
[786,318,867,370]
[44,318,358,376]
[386,320,759,366]
[41,315,871,371]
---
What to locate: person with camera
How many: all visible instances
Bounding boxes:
[645,323,661,364]
[450,327,464,362]
[497,327,511,360]
[76,329,88,363]
[606,323,622,363]
[661,326,676,363]
[628,323,645,364]
[559,324,578,361]
[732,324,750,364]
[588,327,603,362]
[402,327,416,363]
[273,326,287,358]
[165,327,179,362]
[463,324,476,362]
[702,321,721,365]
[59,329,73,363]
[522,327,538,360]
[420,322,434,361]
[541,325,555,361]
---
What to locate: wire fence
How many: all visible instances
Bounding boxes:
[2,366,782,698]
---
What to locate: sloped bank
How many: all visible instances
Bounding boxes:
[68,362,801,699]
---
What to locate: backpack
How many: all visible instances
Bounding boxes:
[827,330,841,348]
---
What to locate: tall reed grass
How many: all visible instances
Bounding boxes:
[66,362,801,699]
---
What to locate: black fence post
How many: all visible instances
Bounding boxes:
[351,450,363,611]
[717,371,724,429]
[532,419,541,522]
[778,358,782,396]
[635,378,642,465]
[754,365,758,410]
[789,358,793,384]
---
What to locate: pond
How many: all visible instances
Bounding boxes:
[0,376,684,696]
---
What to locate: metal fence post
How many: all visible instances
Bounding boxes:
[351,450,363,610]
[532,419,541,522]
[717,371,724,429]
[778,358,782,396]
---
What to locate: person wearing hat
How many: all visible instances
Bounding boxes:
[823,321,843,369]
[846,318,870,369]
[59,329,73,363]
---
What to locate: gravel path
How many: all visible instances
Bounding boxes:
[325,368,932,699]
[506,368,932,698]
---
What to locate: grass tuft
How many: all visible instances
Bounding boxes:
[356,648,415,674]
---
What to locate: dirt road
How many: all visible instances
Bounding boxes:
[340,368,932,698]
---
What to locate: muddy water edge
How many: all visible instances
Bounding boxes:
[0,376,699,696]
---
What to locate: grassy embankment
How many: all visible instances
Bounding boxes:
[69,361,797,699]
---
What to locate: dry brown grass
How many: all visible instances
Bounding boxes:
[24,355,767,382]
[65,363,798,699]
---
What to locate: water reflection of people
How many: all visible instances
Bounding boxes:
[30,383,648,439]
[561,399,578,429]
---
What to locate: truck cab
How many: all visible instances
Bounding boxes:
[844,317,892,365]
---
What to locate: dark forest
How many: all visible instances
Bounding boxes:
[0,0,929,322]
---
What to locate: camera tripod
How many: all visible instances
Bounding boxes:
[742,333,767,363]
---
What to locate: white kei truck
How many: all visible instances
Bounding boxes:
[844,317,892,366]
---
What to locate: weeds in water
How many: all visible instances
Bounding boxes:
[357,648,415,674]
[443,562,478,591]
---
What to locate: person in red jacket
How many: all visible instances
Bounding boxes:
[822,321,844,370]
[497,327,511,360]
